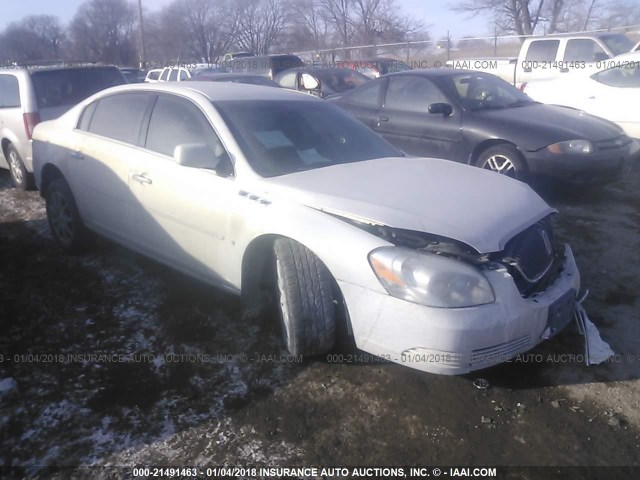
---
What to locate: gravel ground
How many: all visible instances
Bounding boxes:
[1,167,639,473]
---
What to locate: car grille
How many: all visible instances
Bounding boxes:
[593,135,631,152]
[502,216,559,296]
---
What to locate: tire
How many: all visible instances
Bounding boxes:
[475,144,528,182]
[273,238,336,357]
[45,178,86,253]
[6,144,34,190]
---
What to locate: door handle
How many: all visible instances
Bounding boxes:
[70,151,84,160]
[377,115,389,123]
[131,173,152,185]
[559,67,569,73]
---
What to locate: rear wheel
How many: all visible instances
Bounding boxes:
[273,238,336,356]
[45,178,86,253]
[7,144,33,190]
[475,144,528,182]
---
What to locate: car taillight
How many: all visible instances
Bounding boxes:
[23,112,41,140]
[519,82,527,92]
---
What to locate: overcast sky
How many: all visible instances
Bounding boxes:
[0,0,492,42]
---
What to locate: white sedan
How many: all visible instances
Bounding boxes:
[32,82,580,375]
[524,52,640,139]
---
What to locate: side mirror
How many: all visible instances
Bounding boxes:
[428,102,453,116]
[174,143,221,170]
[300,73,320,91]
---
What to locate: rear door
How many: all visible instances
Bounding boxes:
[0,74,24,169]
[518,39,561,84]
[130,94,236,282]
[73,92,154,242]
[374,75,462,160]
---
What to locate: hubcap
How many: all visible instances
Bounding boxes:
[482,154,516,178]
[8,151,23,184]
[276,257,293,348]
[49,191,74,244]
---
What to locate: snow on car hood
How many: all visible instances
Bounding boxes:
[263,157,555,253]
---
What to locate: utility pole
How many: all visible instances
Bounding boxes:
[137,0,146,69]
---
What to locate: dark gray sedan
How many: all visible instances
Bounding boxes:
[331,69,638,184]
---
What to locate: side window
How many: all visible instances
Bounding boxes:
[168,69,178,81]
[88,93,151,144]
[343,79,382,108]
[77,100,98,130]
[159,68,169,81]
[564,39,607,62]
[277,72,297,89]
[525,40,560,62]
[145,95,229,172]
[179,69,189,81]
[384,76,447,112]
[592,65,640,88]
[0,75,20,108]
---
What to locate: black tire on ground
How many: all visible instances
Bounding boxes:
[475,144,528,182]
[6,144,34,190]
[273,238,336,357]
[45,178,86,254]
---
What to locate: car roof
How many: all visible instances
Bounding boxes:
[532,31,628,39]
[98,81,312,102]
[384,68,478,78]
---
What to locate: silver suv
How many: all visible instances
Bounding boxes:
[0,65,125,189]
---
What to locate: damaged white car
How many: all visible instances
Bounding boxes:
[32,82,581,375]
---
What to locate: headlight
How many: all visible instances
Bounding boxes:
[368,247,495,308]
[547,140,593,154]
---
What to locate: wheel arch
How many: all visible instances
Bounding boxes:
[468,139,524,166]
[240,232,353,335]
[39,163,66,196]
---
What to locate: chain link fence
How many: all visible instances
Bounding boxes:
[293,24,640,68]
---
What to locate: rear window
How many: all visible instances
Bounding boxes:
[600,34,634,56]
[525,40,560,62]
[0,75,20,108]
[31,68,125,110]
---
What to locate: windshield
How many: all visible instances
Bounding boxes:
[215,100,401,177]
[31,68,125,109]
[443,73,535,110]
[600,34,635,56]
[315,69,369,93]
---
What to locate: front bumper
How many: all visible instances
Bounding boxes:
[339,245,580,375]
[525,143,636,185]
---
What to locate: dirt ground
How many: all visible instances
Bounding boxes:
[1,166,640,474]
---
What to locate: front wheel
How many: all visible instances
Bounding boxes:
[6,144,34,190]
[45,178,86,253]
[475,144,528,182]
[273,238,336,356]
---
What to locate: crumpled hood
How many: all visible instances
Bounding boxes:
[263,157,555,253]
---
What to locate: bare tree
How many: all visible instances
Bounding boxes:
[1,15,65,61]
[292,0,331,51]
[152,0,239,62]
[69,0,137,64]
[320,0,355,47]
[452,0,546,37]
[235,0,289,54]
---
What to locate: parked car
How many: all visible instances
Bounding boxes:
[331,69,637,184]
[222,52,256,62]
[0,65,126,189]
[337,58,412,78]
[524,52,640,139]
[144,68,163,83]
[156,64,214,82]
[274,67,370,97]
[120,67,145,83]
[447,32,636,87]
[189,72,279,87]
[33,82,581,375]
[228,54,304,79]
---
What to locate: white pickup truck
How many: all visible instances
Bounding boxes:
[446,32,636,87]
